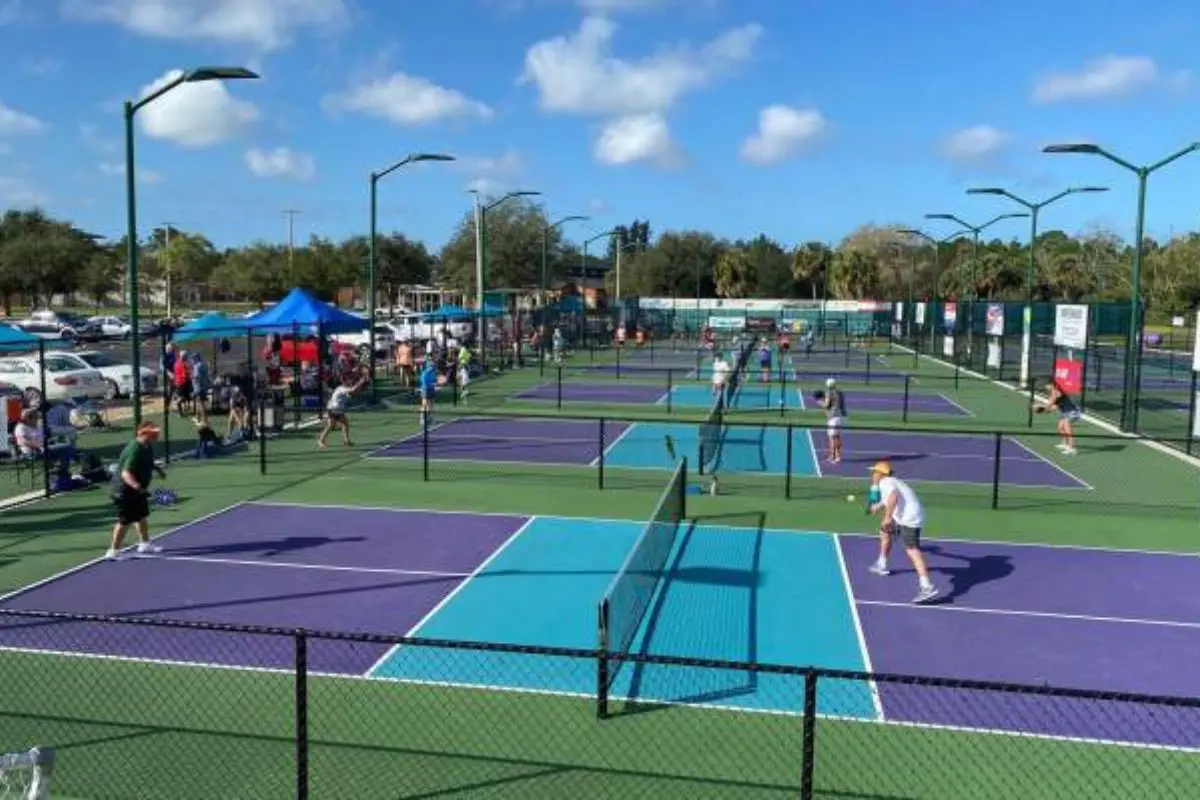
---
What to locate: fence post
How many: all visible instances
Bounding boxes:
[780,364,787,418]
[37,340,50,498]
[615,347,621,379]
[991,431,1002,510]
[557,366,563,410]
[1079,349,1090,414]
[902,375,911,423]
[1188,373,1198,456]
[799,669,818,800]
[259,395,267,475]
[667,369,673,414]
[295,630,309,800]
[422,409,430,482]
[597,602,609,719]
[161,331,172,464]
[785,424,793,499]
[598,417,606,490]
[953,352,961,390]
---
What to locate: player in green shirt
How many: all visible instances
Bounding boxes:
[106,423,168,560]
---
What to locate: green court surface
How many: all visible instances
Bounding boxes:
[0,349,1197,797]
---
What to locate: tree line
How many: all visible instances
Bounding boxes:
[1,202,1198,318]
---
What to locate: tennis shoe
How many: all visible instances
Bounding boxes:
[868,564,890,577]
[1061,446,1077,455]
[136,542,162,555]
[104,548,121,560]
[913,586,939,604]
[1055,443,1069,451]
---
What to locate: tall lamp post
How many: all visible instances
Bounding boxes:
[541,215,589,304]
[899,228,970,352]
[471,189,541,348]
[369,153,455,397]
[966,185,1108,388]
[125,66,258,425]
[1042,141,1200,431]
[924,212,1028,362]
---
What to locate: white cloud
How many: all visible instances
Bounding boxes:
[20,58,61,77]
[519,16,761,117]
[587,197,610,214]
[1032,56,1168,103]
[98,161,161,183]
[939,125,1009,163]
[457,149,523,194]
[594,113,680,166]
[61,0,349,52]
[245,146,316,180]
[0,101,45,136]
[136,69,259,148]
[740,105,826,165]
[0,175,47,206]
[323,73,493,126]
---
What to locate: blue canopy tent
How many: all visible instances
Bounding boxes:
[554,296,585,314]
[0,324,44,353]
[242,288,368,335]
[171,311,253,345]
[420,304,472,321]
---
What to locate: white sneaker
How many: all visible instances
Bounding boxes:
[1055,443,1069,451]
[105,548,120,560]
[869,564,890,577]
[1060,446,1077,455]
[913,585,939,604]
[136,543,162,555]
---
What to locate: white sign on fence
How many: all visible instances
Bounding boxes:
[943,335,954,357]
[895,302,904,322]
[1054,304,1089,350]
[916,303,926,325]
[1193,310,1200,371]
[987,339,1002,369]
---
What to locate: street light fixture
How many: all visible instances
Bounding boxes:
[368,153,455,396]
[124,66,259,425]
[541,215,589,304]
[924,212,1028,361]
[900,227,971,352]
[966,185,1108,389]
[1043,140,1200,431]
[471,190,542,347]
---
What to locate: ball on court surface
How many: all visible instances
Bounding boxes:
[847,494,856,502]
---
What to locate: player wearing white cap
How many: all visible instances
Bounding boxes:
[821,377,845,464]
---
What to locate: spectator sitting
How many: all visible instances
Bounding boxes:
[298,361,319,393]
[226,385,251,442]
[44,401,78,445]
[12,409,43,457]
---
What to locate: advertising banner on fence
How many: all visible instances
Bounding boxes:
[943,335,954,357]
[1054,304,1089,350]
[916,302,926,325]
[895,302,904,322]
[1020,305,1033,387]
[1053,357,1083,394]
[708,316,746,331]
[944,302,958,327]
[986,303,1005,337]
[987,339,1002,369]
[1193,309,1200,371]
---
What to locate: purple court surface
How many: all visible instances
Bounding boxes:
[0,504,530,675]
[839,535,1200,745]
[376,416,627,465]
[807,390,968,416]
[512,382,665,404]
[810,430,1087,488]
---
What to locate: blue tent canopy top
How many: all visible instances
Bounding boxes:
[242,288,368,335]
[172,311,254,344]
[422,304,503,320]
[0,322,42,352]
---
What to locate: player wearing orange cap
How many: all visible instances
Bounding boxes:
[867,461,938,604]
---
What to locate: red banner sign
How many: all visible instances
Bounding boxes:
[1053,358,1082,394]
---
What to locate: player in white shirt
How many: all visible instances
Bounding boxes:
[867,461,938,604]
[317,372,368,449]
[710,352,732,403]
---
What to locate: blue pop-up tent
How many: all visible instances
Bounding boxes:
[0,323,43,352]
[171,311,252,344]
[421,304,472,321]
[243,288,368,335]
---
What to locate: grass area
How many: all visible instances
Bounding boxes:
[0,346,1197,797]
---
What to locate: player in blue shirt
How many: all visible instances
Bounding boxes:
[758,338,772,382]
[419,358,439,426]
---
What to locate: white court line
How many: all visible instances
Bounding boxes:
[148,554,470,579]
[935,392,976,417]
[1006,437,1095,491]
[832,535,884,721]
[795,388,807,411]
[366,515,539,677]
[590,421,639,466]
[857,599,1200,630]
[0,501,249,605]
[246,501,1200,560]
[803,428,823,478]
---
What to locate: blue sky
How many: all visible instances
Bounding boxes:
[1,0,1199,252]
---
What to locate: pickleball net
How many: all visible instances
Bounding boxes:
[0,747,54,800]
[597,458,688,717]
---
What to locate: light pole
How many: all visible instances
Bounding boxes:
[1043,141,1200,431]
[542,215,588,305]
[925,212,1028,362]
[471,189,541,348]
[899,228,970,352]
[369,153,454,397]
[124,66,258,425]
[613,239,636,308]
[966,185,1108,388]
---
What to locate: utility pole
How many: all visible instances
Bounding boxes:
[283,208,302,283]
[161,222,174,318]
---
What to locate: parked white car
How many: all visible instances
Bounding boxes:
[386,315,471,344]
[0,353,108,406]
[54,350,157,400]
[86,315,155,338]
[15,319,76,342]
[330,325,396,357]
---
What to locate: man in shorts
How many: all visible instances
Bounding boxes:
[821,377,845,464]
[106,423,168,560]
[710,351,731,404]
[867,461,938,604]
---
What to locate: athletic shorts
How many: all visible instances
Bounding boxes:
[113,487,150,525]
[1060,410,1081,423]
[884,523,921,549]
[458,368,470,387]
[421,387,435,401]
[327,410,346,423]
[779,343,790,353]
[759,359,771,369]
[827,416,844,436]
[175,383,193,402]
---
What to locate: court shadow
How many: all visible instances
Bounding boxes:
[922,545,1014,603]
[167,536,367,558]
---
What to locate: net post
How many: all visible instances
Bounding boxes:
[799,669,818,800]
[258,394,267,475]
[598,417,606,490]
[864,351,871,385]
[954,351,961,389]
[990,431,1002,510]
[903,375,911,423]
[779,362,787,418]
[667,369,673,414]
[615,346,621,379]
[422,407,431,482]
[295,629,310,800]
[785,424,793,499]
[597,600,610,719]
[680,456,688,518]
[556,366,563,410]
